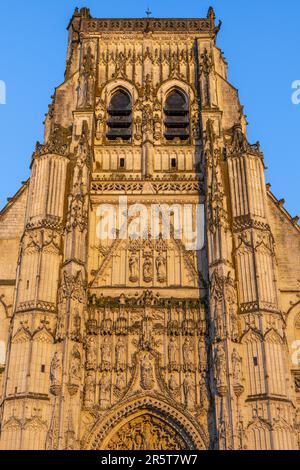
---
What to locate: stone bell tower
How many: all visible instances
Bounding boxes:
[0,7,299,450]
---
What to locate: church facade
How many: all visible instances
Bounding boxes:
[0,7,299,450]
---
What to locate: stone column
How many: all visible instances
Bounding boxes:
[0,128,71,450]
[226,124,297,450]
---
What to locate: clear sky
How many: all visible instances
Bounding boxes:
[0,0,299,217]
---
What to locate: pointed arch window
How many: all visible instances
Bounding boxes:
[164,90,189,141]
[107,90,132,141]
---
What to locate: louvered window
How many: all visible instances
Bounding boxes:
[107,90,132,141]
[164,90,189,141]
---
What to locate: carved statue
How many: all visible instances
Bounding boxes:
[214,344,227,389]
[71,312,81,342]
[182,337,194,370]
[143,256,153,283]
[99,373,111,408]
[230,309,239,342]
[153,114,162,140]
[115,372,126,391]
[69,345,81,385]
[214,303,224,341]
[55,311,66,342]
[142,104,153,136]
[168,373,179,393]
[50,351,62,387]
[129,253,139,283]
[140,354,154,390]
[192,115,201,140]
[156,254,167,283]
[101,337,112,369]
[183,373,196,410]
[168,337,179,369]
[78,46,95,109]
[198,339,207,372]
[86,336,97,370]
[113,52,127,79]
[134,116,142,140]
[84,371,95,407]
[115,337,126,371]
[96,114,105,141]
[199,375,210,411]
[140,315,154,350]
[232,349,243,385]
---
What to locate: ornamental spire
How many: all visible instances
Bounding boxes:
[207,6,216,21]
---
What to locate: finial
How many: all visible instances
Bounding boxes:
[145,7,152,18]
[79,7,91,19]
[207,6,216,20]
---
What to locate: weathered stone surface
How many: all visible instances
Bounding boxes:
[0,7,299,450]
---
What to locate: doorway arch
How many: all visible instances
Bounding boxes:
[83,395,207,450]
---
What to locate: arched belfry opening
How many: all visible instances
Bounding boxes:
[164,89,189,141]
[107,89,132,141]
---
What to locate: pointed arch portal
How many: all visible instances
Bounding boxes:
[83,397,207,450]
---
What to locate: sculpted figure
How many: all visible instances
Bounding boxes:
[78,47,95,109]
[134,116,142,140]
[101,337,112,367]
[140,354,154,390]
[168,337,179,367]
[50,351,62,387]
[198,339,207,372]
[87,336,97,370]
[116,372,126,391]
[69,345,81,385]
[168,373,179,393]
[84,371,95,407]
[99,373,111,408]
[199,375,210,411]
[156,254,167,283]
[115,337,126,371]
[232,349,243,385]
[153,114,162,140]
[129,253,139,283]
[183,373,196,410]
[214,344,227,388]
[143,256,153,283]
[183,337,194,368]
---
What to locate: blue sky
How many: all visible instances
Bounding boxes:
[0,0,299,217]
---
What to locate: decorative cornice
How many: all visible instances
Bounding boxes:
[81,18,215,34]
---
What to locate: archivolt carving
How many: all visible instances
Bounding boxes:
[82,395,208,450]
[104,413,187,450]
[156,79,196,104]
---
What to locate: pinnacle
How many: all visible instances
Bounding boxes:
[207,6,216,20]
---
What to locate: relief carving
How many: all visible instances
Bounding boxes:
[168,337,179,371]
[86,336,97,370]
[99,373,111,409]
[129,253,139,283]
[101,337,112,371]
[183,373,196,410]
[105,415,187,451]
[50,351,62,394]
[214,344,227,393]
[156,253,167,283]
[78,46,95,109]
[115,337,127,372]
[182,337,194,371]
[140,353,155,391]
